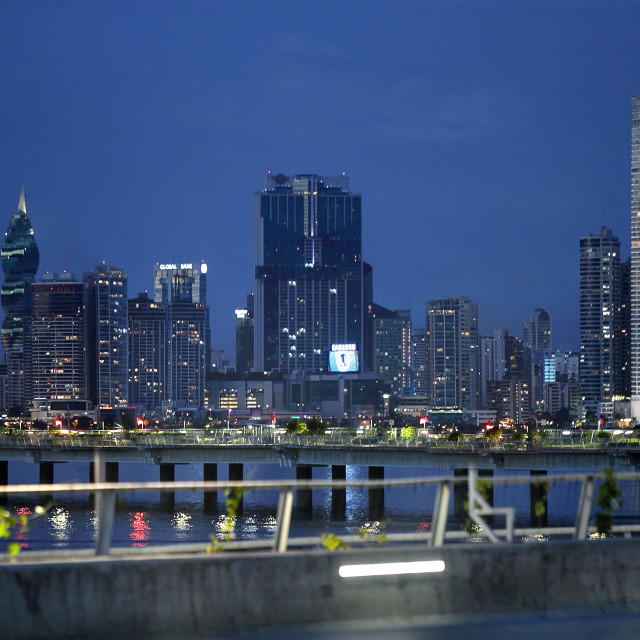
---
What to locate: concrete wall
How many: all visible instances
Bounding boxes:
[2,540,640,638]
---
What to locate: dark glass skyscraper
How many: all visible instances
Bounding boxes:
[1,187,39,354]
[254,174,364,374]
[1,187,39,409]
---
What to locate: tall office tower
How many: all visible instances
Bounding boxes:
[1,187,39,409]
[372,305,411,397]
[425,296,480,410]
[128,292,167,411]
[153,262,210,410]
[524,308,552,352]
[632,97,640,417]
[83,264,129,410]
[481,329,529,408]
[524,308,551,410]
[617,258,631,398]
[579,227,621,413]
[30,273,84,403]
[254,173,364,374]
[411,327,427,396]
[235,293,254,375]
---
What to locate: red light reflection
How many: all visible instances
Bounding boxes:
[129,512,150,546]
[416,522,431,532]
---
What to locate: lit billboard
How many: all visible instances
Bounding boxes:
[329,343,359,373]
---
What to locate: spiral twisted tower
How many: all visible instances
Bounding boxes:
[1,186,39,364]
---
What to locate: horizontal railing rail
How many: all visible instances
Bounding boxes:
[1,454,639,560]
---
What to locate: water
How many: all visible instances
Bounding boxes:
[2,461,639,552]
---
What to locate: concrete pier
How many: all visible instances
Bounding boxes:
[0,460,7,505]
[530,469,548,526]
[159,464,175,508]
[203,463,217,512]
[368,466,384,520]
[228,463,243,511]
[295,465,313,514]
[331,465,346,520]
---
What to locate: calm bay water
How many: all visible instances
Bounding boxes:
[2,461,639,552]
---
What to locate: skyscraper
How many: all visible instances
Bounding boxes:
[631,97,640,418]
[83,264,129,410]
[425,296,480,410]
[235,293,254,375]
[153,262,209,410]
[372,305,411,397]
[524,308,551,352]
[254,173,364,374]
[128,292,167,411]
[411,327,427,396]
[1,186,39,409]
[30,272,84,403]
[579,227,621,413]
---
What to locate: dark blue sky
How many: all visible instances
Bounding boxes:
[2,1,639,360]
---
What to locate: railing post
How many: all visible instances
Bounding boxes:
[574,475,595,540]
[94,450,117,556]
[429,480,451,547]
[273,489,294,552]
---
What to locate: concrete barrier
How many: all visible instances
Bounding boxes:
[2,539,640,638]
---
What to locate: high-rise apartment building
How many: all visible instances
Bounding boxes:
[83,264,129,410]
[254,173,367,374]
[30,272,84,403]
[153,262,209,410]
[425,296,480,410]
[481,329,529,409]
[372,305,411,397]
[411,327,427,396]
[579,227,621,412]
[618,259,631,398]
[631,97,640,417]
[128,292,167,411]
[1,187,39,409]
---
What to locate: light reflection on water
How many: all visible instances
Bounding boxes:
[0,460,638,552]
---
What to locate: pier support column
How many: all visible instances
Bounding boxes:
[160,463,175,509]
[0,460,7,505]
[228,463,244,512]
[453,468,468,521]
[39,461,54,485]
[530,470,548,527]
[39,462,55,505]
[203,463,217,512]
[295,465,313,515]
[331,465,346,521]
[106,462,119,483]
[368,466,384,521]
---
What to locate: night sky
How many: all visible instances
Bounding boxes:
[2,1,639,362]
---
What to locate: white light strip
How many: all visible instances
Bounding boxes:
[338,560,445,578]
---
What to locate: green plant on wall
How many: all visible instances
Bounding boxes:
[320,532,350,551]
[0,505,48,561]
[207,486,244,553]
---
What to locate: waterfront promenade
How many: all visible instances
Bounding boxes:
[0,431,638,471]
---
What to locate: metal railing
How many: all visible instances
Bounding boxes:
[1,452,639,560]
[0,432,639,451]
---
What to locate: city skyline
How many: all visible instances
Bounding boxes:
[2,2,640,359]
